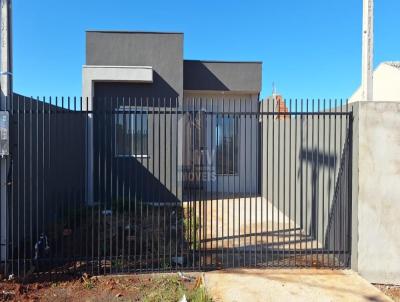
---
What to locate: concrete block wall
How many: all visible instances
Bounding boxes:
[351,101,400,285]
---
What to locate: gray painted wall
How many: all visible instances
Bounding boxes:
[183,94,260,196]
[85,31,263,203]
[86,31,184,99]
[261,99,352,258]
[9,95,86,259]
[87,31,184,202]
[184,61,262,93]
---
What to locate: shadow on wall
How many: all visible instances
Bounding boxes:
[113,157,180,206]
[323,136,352,265]
[183,61,229,91]
[298,148,336,240]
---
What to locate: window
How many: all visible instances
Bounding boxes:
[190,111,206,151]
[115,109,148,157]
[216,116,238,175]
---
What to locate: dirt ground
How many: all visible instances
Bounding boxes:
[0,273,211,302]
[375,284,400,302]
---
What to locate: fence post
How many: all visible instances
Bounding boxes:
[0,0,12,266]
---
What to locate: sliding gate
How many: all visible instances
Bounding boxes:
[1,96,352,277]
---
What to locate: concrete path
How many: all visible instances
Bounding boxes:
[205,269,393,302]
[185,197,321,251]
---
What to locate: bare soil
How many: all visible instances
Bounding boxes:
[0,273,210,302]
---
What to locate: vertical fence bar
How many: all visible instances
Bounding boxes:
[220,98,224,267]
[114,96,119,273]
[226,101,230,267]
[127,96,132,273]
[103,96,107,273]
[229,99,234,267]
[16,95,20,276]
[282,98,286,266]
[315,99,319,266]
[250,100,255,267]
[259,101,263,267]
[150,98,154,272]
[29,97,33,274]
[340,99,344,267]
[277,97,282,266]
[169,98,173,271]
[322,99,326,266]
[122,96,126,273]
[294,99,298,266]
[348,110,353,267]
[177,98,182,271]
[305,101,310,266]
[265,99,269,267]
[310,99,314,265]
[157,97,161,271]
[271,97,275,267]
[209,98,214,269]
[288,99,292,267]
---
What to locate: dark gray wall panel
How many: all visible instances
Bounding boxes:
[86,31,183,98]
[183,60,262,92]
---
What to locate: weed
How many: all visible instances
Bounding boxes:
[188,286,213,302]
[184,206,200,250]
[111,259,124,270]
[83,279,95,290]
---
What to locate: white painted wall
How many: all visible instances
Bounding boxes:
[350,62,400,103]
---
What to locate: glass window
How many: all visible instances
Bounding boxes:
[216,116,238,175]
[191,111,206,151]
[115,109,148,157]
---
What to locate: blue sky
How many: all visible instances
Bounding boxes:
[13,0,400,99]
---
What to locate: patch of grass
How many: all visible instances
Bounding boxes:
[82,279,95,290]
[188,286,213,302]
[141,275,212,302]
[142,276,185,302]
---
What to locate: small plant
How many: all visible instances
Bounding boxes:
[83,279,95,290]
[184,206,200,250]
[81,273,96,290]
[161,259,171,270]
[188,286,213,302]
[141,275,212,302]
[111,259,124,270]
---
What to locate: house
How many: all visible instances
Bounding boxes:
[82,31,262,204]
[349,61,400,103]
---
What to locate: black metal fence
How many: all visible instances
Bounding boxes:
[1,96,353,278]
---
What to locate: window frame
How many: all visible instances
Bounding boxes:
[215,115,239,176]
[114,106,149,158]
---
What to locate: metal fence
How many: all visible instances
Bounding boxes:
[1,96,353,278]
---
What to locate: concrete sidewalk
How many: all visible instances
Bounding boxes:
[205,269,393,302]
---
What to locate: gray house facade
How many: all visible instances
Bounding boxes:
[82,31,262,204]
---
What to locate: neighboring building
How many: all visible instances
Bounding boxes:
[349,61,400,103]
[82,31,262,203]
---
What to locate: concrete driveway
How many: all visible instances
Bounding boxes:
[204,269,393,302]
